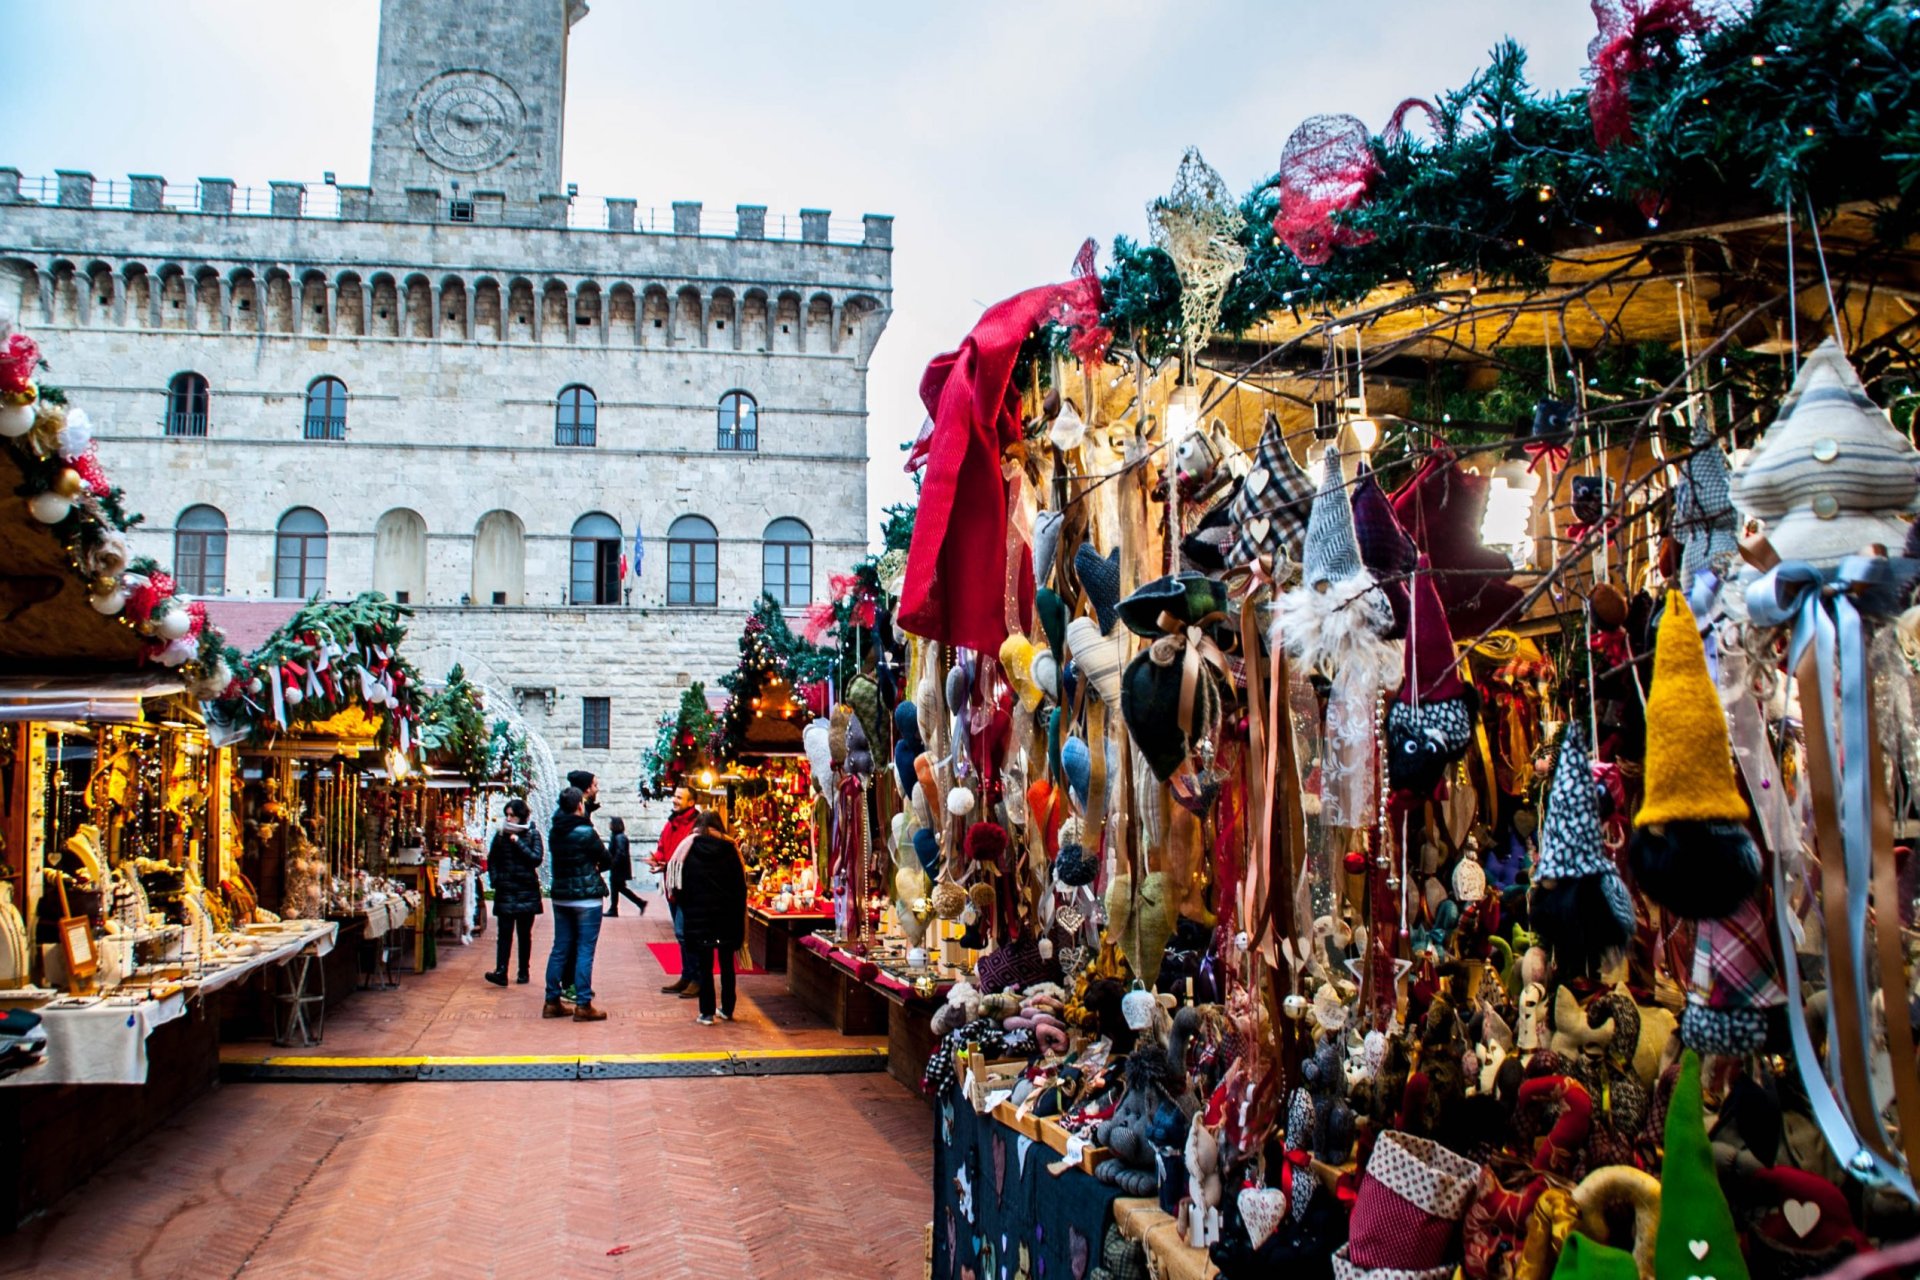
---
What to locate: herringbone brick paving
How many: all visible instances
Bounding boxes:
[7,893,933,1278]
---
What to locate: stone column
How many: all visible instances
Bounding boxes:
[56,170,95,208]
[736,205,767,239]
[606,198,636,232]
[863,214,894,248]
[673,201,702,235]
[199,178,234,215]
[129,175,167,211]
[800,209,830,243]
[270,182,306,217]
[0,168,21,202]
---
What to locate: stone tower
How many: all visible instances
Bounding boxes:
[369,0,589,220]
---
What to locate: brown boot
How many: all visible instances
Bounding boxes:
[542,999,573,1018]
[572,1002,608,1022]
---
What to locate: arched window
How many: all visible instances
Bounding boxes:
[556,384,597,447]
[762,518,812,608]
[165,371,209,436]
[274,508,328,599]
[472,510,526,606]
[174,505,227,597]
[373,508,427,604]
[570,512,622,606]
[667,515,718,607]
[304,376,347,440]
[717,390,757,451]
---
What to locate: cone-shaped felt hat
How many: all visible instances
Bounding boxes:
[1399,556,1466,704]
[1636,592,1747,827]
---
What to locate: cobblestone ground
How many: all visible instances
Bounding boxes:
[4,896,934,1279]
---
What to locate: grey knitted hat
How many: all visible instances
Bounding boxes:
[1302,444,1364,590]
[1673,418,1739,589]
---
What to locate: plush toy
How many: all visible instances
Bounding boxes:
[1516,948,1552,1053]
[1095,1046,1182,1195]
[1298,1032,1356,1164]
[1548,986,1614,1063]
[1184,1117,1224,1248]
[931,980,983,1037]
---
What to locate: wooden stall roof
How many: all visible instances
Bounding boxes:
[0,447,147,671]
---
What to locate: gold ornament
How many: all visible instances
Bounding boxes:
[91,574,118,597]
[52,467,83,498]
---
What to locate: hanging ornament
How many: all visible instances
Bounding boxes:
[1148,147,1248,355]
[90,585,127,615]
[0,400,34,438]
[27,491,71,523]
[156,606,193,641]
[1272,101,1432,266]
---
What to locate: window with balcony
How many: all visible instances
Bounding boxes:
[303,376,347,440]
[717,390,757,451]
[165,371,209,437]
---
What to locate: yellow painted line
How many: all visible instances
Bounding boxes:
[411,1054,582,1066]
[741,1047,887,1059]
[594,1051,733,1064]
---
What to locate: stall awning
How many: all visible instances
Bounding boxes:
[0,673,189,724]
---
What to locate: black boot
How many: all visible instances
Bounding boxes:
[483,969,507,987]
[515,970,530,984]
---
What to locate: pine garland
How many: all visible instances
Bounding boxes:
[1095,0,1920,359]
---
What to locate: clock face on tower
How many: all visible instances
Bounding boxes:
[410,70,525,172]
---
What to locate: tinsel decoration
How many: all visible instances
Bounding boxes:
[1147,147,1247,355]
[1272,101,1430,266]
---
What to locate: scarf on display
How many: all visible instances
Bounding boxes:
[1746,553,1920,1203]
[902,270,1100,654]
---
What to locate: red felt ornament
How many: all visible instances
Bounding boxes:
[1586,0,1716,149]
[0,333,40,395]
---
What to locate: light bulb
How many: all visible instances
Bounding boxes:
[1305,441,1327,488]
[1492,457,1541,497]
[1165,384,1202,441]
[1479,476,1535,567]
[1348,416,1380,453]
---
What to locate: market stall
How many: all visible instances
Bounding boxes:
[886,5,1920,1278]
[0,315,347,1228]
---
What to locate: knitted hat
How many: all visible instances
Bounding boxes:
[1531,732,1635,973]
[1733,338,1920,567]
[1679,896,1785,1056]
[1353,461,1416,638]
[1547,1233,1639,1280]
[1033,510,1065,588]
[1673,419,1741,591]
[1228,409,1316,573]
[1391,450,1524,638]
[1629,592,1763,920]
[1304,444,1365,589]
[1653,1051,1751,1280]
[1066,616,1124,712]
[1075,543,1123,635]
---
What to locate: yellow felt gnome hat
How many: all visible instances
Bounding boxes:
[1636,591,1747,826]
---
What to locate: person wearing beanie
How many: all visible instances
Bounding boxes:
[1653,1050,1751,1280]
[1628,592,1762,920]
[1530,731,1635,976]
[1387,557,1477,797]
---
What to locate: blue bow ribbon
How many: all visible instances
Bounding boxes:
[1745,554,1917,1199]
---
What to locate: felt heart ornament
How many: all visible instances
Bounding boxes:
[999,634,1043,712]
[1238,1185,1287,1249]
[1065,617,1124,712]
[1104,873,1135,964]
[1031,651,1061,701]
[803,719,835,795]
[1690,1241,1710,1260]
[1781,1199,1820,1239]
[1246,466,1271,498]
[1105,870,1174,987]
[1246,515,1271,546]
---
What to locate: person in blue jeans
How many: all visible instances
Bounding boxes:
[543,785,612,1022]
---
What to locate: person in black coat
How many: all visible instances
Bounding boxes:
[604,816,646,917]
[484,798,543,986]
[544,787,613,1021]
[678,811,748,1024]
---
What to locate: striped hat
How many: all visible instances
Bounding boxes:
[1732,338,1920,566]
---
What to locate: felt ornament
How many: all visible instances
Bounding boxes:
[1030,650,1061,701]
[1122,643,1226,783]
[946,785,976,817]
[1065,616,1124,712]
[892,703,924,799]
[1678,896,1785,1056]
[997,633,1044,712]
[1547,1232,1640,1280]
[930,882,968,920]
[1228,414,1317,575]
[1272,444,1398,679]
[1032,510,1064,588]
[1390,448,1524,638]
[1238,1185,1287,1250]
[1672,417,1741,593]
[1733,338,1920,568]
[1049,398,1088,450]
[1116,573,1232,640]
[1628,591,1762,919]
[1387,556,1475,797]
[1743,1164,1868,1274]
[802,718,835,794]
[1053,842,1098,887]
[1034,587,1069,667]
[1653,1051,1750,1280]
[912,828,941,875]
[1352,460,1417,638]
[844,717,875,777]
[1104,870,1174,988]
[828,704,852,769]
[1531,731,1634,975]
[1074,543,1123,635]
[845,673,883,754]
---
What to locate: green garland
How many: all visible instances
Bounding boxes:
[638,682,720,797]
[418,663,528,785]
[1094,0,1920,359]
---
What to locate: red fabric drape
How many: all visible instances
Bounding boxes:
[901,283,1073,653]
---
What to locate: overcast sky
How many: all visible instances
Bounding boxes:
[2,1,1596,542]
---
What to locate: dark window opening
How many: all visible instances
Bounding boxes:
[582,697,610,750]
[165,372,210,437]
[492,591,507,606]
[449,199,475,223]
[394,591,410,604]
[570,513,621,605]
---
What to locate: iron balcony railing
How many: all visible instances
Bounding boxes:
[303,415,346,441]
[164,412,207,437]
[717,427,758,452]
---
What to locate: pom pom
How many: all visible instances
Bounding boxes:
[1530,874,1633,975]
[1054,843,1098,887]
[1627,820,1761,920]
[947,785,976,817]
[965,821,1009,867]
[56,407,92,459]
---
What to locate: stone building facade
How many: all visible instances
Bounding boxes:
[0,0,892,816]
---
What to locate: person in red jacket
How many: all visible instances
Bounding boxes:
[651,785,701,996]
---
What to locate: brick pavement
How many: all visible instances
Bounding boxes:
[6,894,934,1278]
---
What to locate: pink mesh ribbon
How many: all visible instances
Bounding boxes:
[0,333,40,395]
[1273,101,1432,266]
[1587,0,1716,149]
[1054,238,1111,366]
